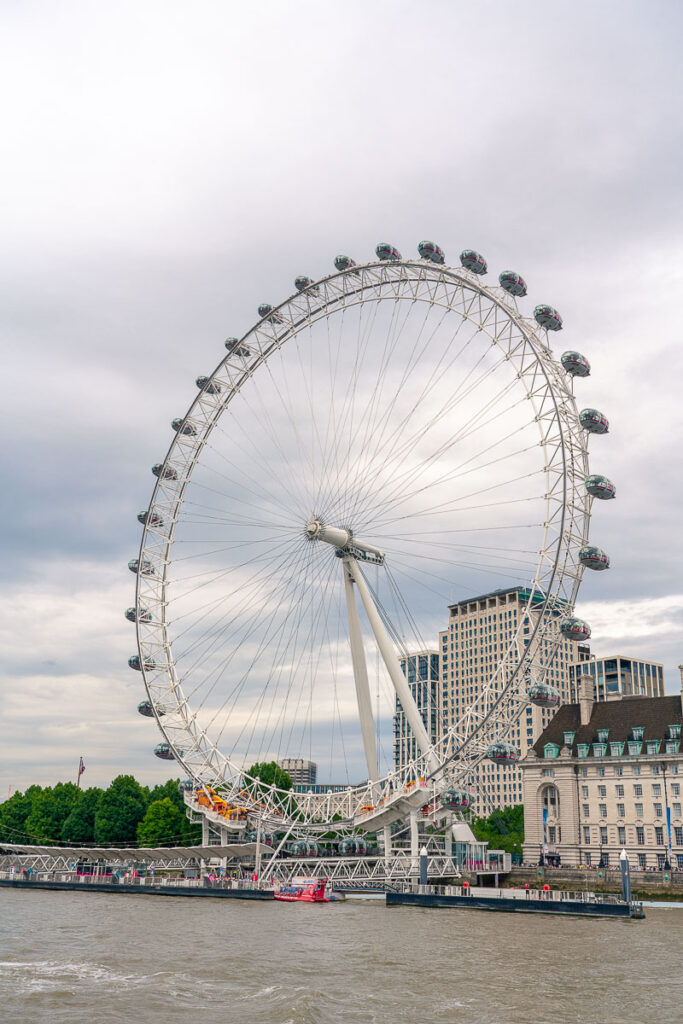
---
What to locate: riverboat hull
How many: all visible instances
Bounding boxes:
[386,891,644,919]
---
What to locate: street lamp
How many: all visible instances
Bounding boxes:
[598,844,605,869]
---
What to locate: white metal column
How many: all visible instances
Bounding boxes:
[343,563,379,782]
[344,555,440,774]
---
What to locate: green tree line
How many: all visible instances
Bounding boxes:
[470,804,524,857]
[0,776,201,848]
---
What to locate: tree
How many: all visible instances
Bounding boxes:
[94,775,148,844]
[24,782,80,843]
[0,786,41,844]
[148,779,201,844]
[471,804,524,857]
[61,787,104,844]
[246,762,292,791]
[137,798,184,846]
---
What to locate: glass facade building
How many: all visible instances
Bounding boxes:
[393,651,440,771]
[569,655,665,702]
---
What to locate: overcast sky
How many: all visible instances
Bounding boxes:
[2,0,682,794]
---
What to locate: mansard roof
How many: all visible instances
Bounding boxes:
[533,695,682,757]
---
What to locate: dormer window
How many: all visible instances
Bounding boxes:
[646,740,661,755]
[610,741,624,757]
[593,742,607,757]
[597,729,609,743]
[577,744,589,758]
[632,727,644,741]
[668,725,681,740]
[544,743,560,759]
[666,740,680,754]
[563,731,575,746]
[628,740,642,756]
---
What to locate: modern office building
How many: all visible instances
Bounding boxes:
[521,676,683,869]
[278,758,317,786]
[569,654,665,702]
[393,650,440,771]
[439,586,590,815]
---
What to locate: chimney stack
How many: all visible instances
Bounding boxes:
[579,673,594,727]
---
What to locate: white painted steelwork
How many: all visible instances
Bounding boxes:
[132,250,605,833]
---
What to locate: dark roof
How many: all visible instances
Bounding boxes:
[533,695,683,756]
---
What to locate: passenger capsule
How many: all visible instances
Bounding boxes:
[291,840,318,857]
[585,474,615,500]
[417,240,445,264]
[225,337,251,357]
[171,418,197,436]
[334,255,358,272]
[338,837,367,855]
[154,742,181,761]
[498,271,527,297]
[579,545,610,571]
[152,463,178,481]
[579,408,609,434]
[559,616,591,641]
[533,304,563,331]
[460,250,487,274]
[128,654,156,671]
[440,788,472,811]
[526,682,561,709]
[195,376,222,395]
[137,510,164,528]
[128,558,155,576]
[486,741,519,766]
[376,243,401,261]
[125,607,152,623]
[178,779,194,793]
[138,700,165,718]
[294,275,320,294]
[258,303,284,324]
[561,351,591,377]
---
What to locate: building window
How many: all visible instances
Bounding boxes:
[651,765,660,775]
[616,785,624,798]
[541,768,555,777]
[598,785,606,798]
[597,767,606,777]
[617,803,625,818]
[675,827,683,845]
[600,827,608,844]
[666,741,680,754]
[618,826,626,844]
[581,767,588,778]
[582,804,590,818]
[584,852,592,865]
[669,725,682,740]
[628,741,642,756]
[634,784,642,797]
[646,740,661,755]
[610,742,624,757]
[652,784,662,797]
[673,784,681,798]
[639,853,647,868]
[636,827,645,845]
[563,731,575,745]
[583,826,590,844]
[599,803,607,818]
[655,827,664,845]
[632,727,644,741]
[544,743,559,759]
[654,803,663,818]
[582,785,589,799]
[593,743,607,757]
[548,826,556,843]
[674,804,682,818]
[635,803,644,818]
[614,766,623,777]
[577,745,589,759]
[633,766,641,776]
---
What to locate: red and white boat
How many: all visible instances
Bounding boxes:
[274,877,329,902]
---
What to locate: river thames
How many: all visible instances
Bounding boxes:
[1,890,681,1023]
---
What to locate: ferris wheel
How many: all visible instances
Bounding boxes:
[127,241,613,835]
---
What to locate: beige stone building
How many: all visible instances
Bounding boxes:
[521,677,683,869]
[440,586,590,815]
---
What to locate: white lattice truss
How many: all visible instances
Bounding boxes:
[134,259,592,834]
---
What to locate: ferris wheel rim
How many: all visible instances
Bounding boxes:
[133,254,591,824]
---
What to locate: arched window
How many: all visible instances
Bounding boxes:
[541,785,560,819]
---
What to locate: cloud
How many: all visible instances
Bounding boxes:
[2,0,682,794]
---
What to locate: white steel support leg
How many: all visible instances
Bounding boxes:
[410,809,419,874]
[384,824,392,865]
[344,556,440,774]
[343,563,379,782]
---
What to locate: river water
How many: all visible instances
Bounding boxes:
[1,890,681,1024]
